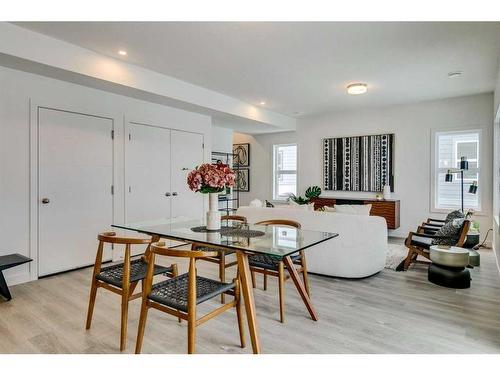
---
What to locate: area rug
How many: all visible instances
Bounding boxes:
[385,243,407,270]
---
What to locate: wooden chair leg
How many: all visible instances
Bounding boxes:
[300,251,310,296]
[263,273,268,291]
[220,253,226,304]
[120,292,129,351]
[278,261,285,323]
[86,240,103,330]
[135,300,149,354]
[85,279,98,330]
[251,270,256,288]
[187,259,197,354]
[170,263,182,323]
[402,248,415,271]
[235,278,246,348]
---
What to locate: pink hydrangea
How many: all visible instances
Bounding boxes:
[187,162,236,193]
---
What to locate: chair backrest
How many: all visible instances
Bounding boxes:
[255,219,301,229]
[221,215,247,223]
[151,241,219,259]
[98,231,152,245]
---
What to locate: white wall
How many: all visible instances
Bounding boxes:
[211,126,234,154]
[0,65,212,286]
[233,131,297,206]
[298,93,494,238]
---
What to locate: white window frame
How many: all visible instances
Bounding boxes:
[272,143,298,201]
[430,128,482,213]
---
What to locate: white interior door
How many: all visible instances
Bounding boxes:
[38,108,113,276]
[170,130,204,220]
[126,123,171,222]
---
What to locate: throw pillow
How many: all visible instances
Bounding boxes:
[334,204,372,216]
[445,210,465,223]
[324,206,336,212]
[431,218,465,246]
[249,199,264,208]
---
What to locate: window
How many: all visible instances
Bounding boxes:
[433,130,481,211]
[273,144,297,200]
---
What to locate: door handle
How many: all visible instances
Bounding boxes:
[41,198,50,204]
[165,192,171,197]
[172,192,178,196]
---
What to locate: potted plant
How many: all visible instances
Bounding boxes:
[187,162,236,230]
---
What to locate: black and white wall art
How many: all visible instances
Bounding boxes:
[235,168,250,192]
[323,133,394,192]
[233,143,250,167]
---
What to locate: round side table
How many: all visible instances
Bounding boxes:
[428,246,471,289]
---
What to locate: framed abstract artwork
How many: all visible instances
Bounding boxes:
[323,133,394,192]
[233,143,250,167]
[234,168,250,192]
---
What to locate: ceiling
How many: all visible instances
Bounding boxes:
[14,22,500,118]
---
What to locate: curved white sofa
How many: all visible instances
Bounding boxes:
[236,206,387,278]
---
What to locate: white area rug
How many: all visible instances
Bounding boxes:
[385,243,407,270]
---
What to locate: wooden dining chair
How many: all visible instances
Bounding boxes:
[192,215,247,303]
[135,241,245,354]
[397,220,471,271]
[86,232,177,351]
[249,219,308,323]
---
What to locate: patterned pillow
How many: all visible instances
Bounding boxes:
[431,218,465,246]
[445,210,465,223]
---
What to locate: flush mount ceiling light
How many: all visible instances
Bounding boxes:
[347,83,368,95]
[448,71,462,78]
[259,101,266,105]
[118,50,127,56]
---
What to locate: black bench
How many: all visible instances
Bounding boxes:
[0,254,32,301]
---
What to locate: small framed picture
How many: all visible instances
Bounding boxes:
[235,168,250,192]
[233,143,250,167]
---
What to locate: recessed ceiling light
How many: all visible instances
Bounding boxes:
[259,101,266,105]
[118,50,127,56]
[448,71,462,78]
[347,83,368,95]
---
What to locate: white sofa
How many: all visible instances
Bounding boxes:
[236,206,388,278]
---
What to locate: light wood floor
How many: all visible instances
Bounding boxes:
[1,245,500,354]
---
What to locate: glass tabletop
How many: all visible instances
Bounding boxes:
[112,217,338,257]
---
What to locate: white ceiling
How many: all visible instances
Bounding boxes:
[15,22,500,118]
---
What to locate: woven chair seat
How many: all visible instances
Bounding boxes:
[194,246,236,257]
[249,253,300,271]
[96,259,173,288]
[148,273,235,312]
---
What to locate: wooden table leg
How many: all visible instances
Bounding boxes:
[283,255,318,321]
[236,251,261,354]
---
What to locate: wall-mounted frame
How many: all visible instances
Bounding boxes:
[235,168,250,192]
[233,143,250,167]
[323,133,394,192]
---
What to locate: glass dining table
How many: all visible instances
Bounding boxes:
[112,217,339,354]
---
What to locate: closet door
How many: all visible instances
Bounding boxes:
[38,108,113,276]
[126,123,171,222]
[170,130,204,220]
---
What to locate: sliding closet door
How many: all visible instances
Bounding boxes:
[170,130,204,220]
[38,108,113,276]
[126,123,171,222]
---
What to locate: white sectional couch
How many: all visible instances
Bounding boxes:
[236,206,388,278]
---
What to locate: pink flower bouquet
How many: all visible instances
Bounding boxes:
[187,162,236,194]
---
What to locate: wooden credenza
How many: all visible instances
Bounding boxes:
[310,197,400,229]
